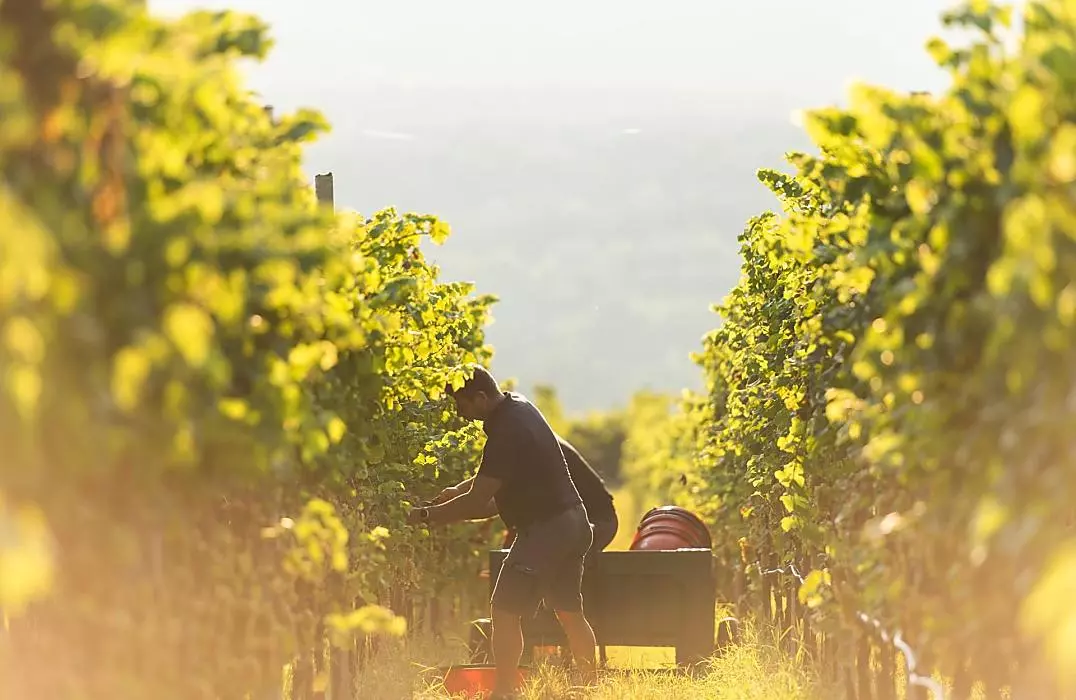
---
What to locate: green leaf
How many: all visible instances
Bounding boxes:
[0,495,55,615]
[112,345,152,412]
[1008,84,1046,146]
[430,219,451,245]
[327,416,347,444]
[797,569,830,608]
[163,303,214,367]
[218,397,249,420]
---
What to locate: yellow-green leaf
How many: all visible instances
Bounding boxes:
[163,303,214,367]
[112,345,152,412]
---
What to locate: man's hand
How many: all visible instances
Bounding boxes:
[406,506,429,526]
[421,475,501,525]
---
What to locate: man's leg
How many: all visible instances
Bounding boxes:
[547,507,598,684]
[549,547,597,679]
[561,513,615,669]
[554,608,597,683]
[490,606,524,696]
[488,538,545,697]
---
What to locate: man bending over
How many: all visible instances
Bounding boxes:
[432,433,619,557]
[407,365,598,699]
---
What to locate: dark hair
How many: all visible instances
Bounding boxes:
[447,364,501,399]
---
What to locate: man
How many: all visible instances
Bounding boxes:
[556,437,618,556]
[432,434,619,558]
[407,366,598,699]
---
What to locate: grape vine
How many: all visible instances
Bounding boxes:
[0,1,497,697]
[677,1,1076,695]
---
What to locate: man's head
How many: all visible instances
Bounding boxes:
[446,365,504,420]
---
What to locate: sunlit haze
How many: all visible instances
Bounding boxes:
[152,0,960,410]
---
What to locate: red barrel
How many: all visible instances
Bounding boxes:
[629,505,712,551]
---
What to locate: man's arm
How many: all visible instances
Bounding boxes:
[423,475,501,524]
[435,482,499,521]
[472,496,499,520]
[416,427,511,524]
[429,476,476,504]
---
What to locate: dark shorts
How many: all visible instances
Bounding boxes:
[491,503,593,616]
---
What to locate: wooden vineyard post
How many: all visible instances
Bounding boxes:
[826,635,841,687]
[313,171,349,699]
[292,650,313,700]
[878,643,896,700]
[761,564,774,624]
[429,595,443,641]
[856,633,874,700]
[312,621,325,700]
[733,557,748,620]
[315,172,334,208]
[790,580,802,656]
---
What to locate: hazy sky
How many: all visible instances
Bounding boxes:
[151,0,961,100]
[147,0,985,410]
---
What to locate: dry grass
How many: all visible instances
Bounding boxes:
[355,620,832,700]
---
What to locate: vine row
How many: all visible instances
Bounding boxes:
[671,2,1076,697]
[0,2,495,698]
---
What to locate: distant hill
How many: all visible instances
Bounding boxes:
[306,85,815,411]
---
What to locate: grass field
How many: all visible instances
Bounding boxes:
[354,618,829,699]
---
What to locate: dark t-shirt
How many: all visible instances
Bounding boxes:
[477,392,582,530]
[557,435,615,522]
